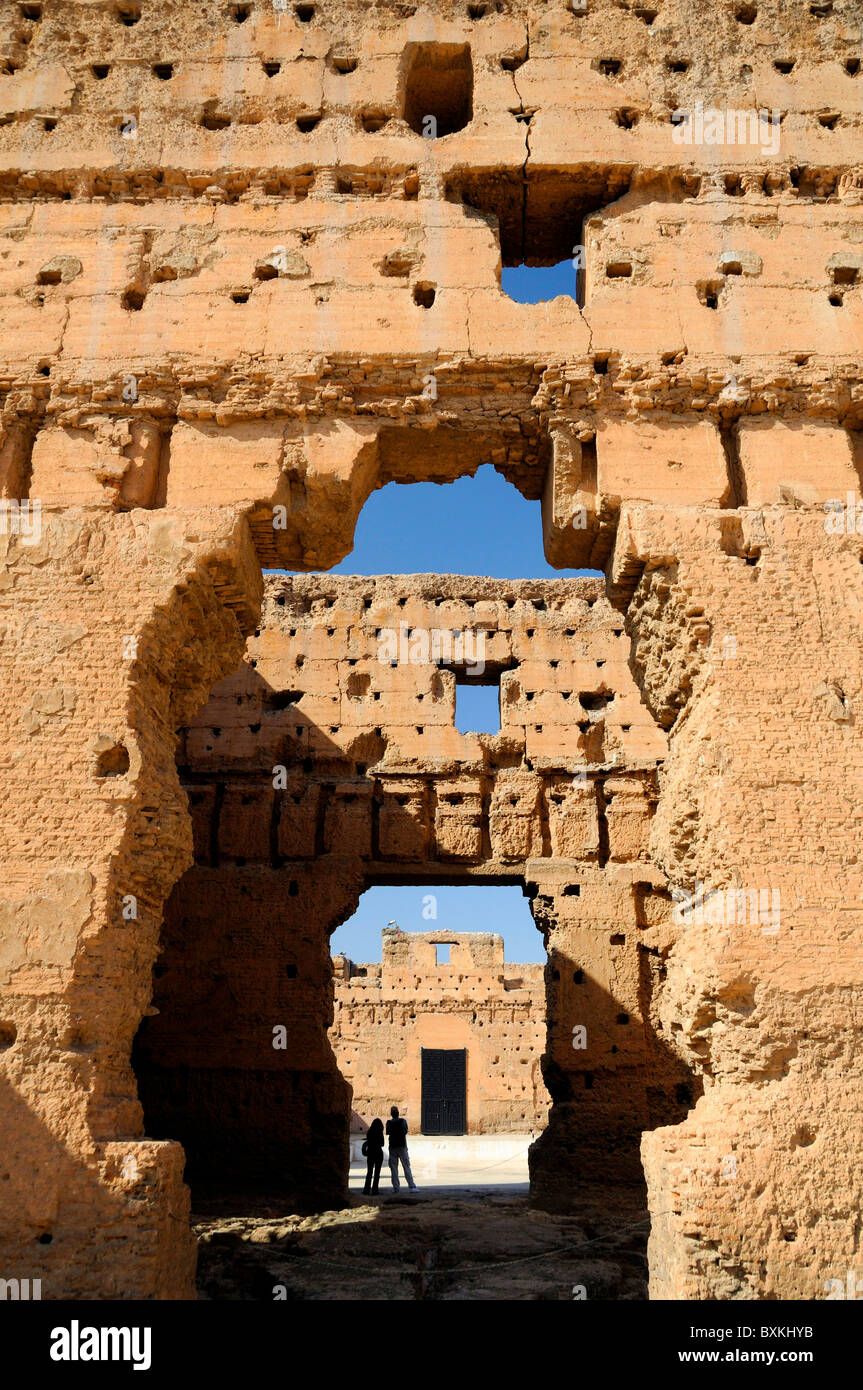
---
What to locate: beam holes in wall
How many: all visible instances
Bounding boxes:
[96,743,130,777]
[361,110,389,132]
[697,280,722,309]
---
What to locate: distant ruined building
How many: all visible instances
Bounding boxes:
[332,929,548,1135]
[1,0,862,1303]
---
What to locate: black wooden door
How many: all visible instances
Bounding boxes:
[421,1049,466,1134]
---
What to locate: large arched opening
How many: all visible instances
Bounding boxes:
[128,464,695,1295]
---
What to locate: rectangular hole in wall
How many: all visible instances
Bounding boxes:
[454,679,501,734]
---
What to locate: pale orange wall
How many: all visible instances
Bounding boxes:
[331,931,548,1134]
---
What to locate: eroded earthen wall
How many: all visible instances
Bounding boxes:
[133,573,679,1212]
[2,0,863,1302]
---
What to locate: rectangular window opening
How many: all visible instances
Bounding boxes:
[454,679,501,734]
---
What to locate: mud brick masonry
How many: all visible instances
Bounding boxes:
[332,929,548,1135]
[2,0,863,1301]
[134,572,674,1214]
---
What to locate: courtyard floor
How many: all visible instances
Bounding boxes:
[194,1148,649,1300]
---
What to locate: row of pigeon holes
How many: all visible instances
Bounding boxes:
[61,54,862,83]
[6,0,854,29]
[603,255,860,307]
[3,106,860,136]
[276,590,602,616]
[75,53,860,83]
[18,236,861,312]
[4,0,861,84]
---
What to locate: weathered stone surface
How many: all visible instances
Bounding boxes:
[1,0,862,1304]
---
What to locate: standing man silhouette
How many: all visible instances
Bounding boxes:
[386,1105,418,1192]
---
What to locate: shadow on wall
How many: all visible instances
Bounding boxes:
[529,960,702,1213]
[131,661,699,1221]
[131,663,368,1211]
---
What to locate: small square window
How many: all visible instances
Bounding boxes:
[455,680,500,734]
[435,944,451,965]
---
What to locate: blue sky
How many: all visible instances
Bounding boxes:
[501,259,578,303]
[327,462,587,582]
[331,883,546,964]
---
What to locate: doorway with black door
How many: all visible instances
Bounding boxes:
[421,1048,467,1134]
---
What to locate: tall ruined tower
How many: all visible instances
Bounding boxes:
[1,0,862,1301]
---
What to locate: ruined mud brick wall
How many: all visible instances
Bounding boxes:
[2,0,863,1302]
[135,572,678,1202]
[332,929,548,1134]
[613,504,863,1300]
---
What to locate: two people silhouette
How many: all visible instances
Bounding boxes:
[362,1105,418,1194]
